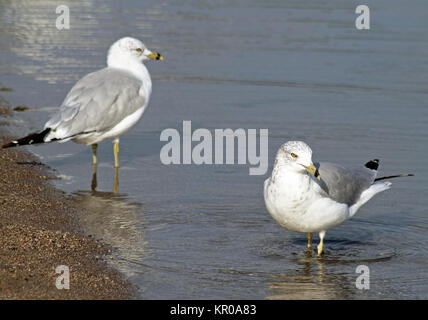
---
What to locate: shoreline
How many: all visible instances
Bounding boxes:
[0,102,136,299]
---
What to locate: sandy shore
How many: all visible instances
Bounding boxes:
[0,103,136,299]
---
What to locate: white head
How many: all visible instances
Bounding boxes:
[107,37,163,68]
[274,141,320,179]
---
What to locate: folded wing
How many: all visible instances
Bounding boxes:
[315,161,377,206]
[45,68,146,142]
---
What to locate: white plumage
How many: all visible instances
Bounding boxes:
[45,37,162,150]
[3,37,163,170]
[264,141,395,256]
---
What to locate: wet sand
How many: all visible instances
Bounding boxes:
[0,105,136,299]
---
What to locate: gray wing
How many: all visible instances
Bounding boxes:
[45,68,146,139]
[314,162,377,206]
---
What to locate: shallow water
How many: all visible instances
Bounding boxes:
[1,0,427,299]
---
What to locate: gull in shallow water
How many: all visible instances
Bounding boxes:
[2,37,163,170]
[264,141,413,256]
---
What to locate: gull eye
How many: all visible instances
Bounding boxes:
[135,48,143,52]
[290,153,298,158]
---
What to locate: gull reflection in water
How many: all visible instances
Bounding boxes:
[265,253,351,300]
[72,179,146,279]
[91,165,119,193]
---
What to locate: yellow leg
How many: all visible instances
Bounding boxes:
[91,167,97,191]
[92,144,98,166]
[113,167,119,193]
[307,233,313,250]
[114,140,119,168]
[317,240,323,257]
[317,231,326,257]
[91,145,98,191]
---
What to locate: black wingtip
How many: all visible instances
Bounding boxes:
[365,159,379,170]
[2,141,19,149]
[2,128,51,149]
[375,173,414,182]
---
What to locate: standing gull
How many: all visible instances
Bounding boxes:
[264,141,413,256]
[2,37,163,171]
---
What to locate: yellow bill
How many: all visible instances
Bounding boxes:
[146,51,164,61]
[304,163,321,180]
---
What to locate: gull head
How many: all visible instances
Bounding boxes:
[107,37,163,68]
[275,141,320,180]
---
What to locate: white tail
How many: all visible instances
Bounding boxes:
[349,181,392,217]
